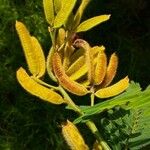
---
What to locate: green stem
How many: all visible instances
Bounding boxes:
[58,86,82,114]
[58,86,111,150]
[86,120,111,150]
[90,86,95,106]
[31,76,58,90]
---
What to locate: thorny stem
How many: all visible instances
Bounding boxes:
[58,85,111,150]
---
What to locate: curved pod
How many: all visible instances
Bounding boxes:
[52,52,88,96]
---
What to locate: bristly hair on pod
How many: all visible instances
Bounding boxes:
[95,76,129,99]
[16,67,64,104]
[52,52,88,96]
[62,120,89,150]
[73,39,94,84]
[94,49,107,85]
[100,53,118,88]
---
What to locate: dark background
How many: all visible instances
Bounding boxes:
[0,0,149,149]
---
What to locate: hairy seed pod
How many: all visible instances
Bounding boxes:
[73,0,91,29]
[66,55,85,76]
[93,140,103,150]
[47,47,57,82]
[16,67,64,104]
[15,21,38,75]
[73,39,94,84]
[31,36,46,78]
[53,52,88,96]
[95,76,129,98]
[57,28,66,46]
[62,120,89,150]
[94,49,107,85]
[100,53,118,87]
[70,48,85,63]
[43,0,54,25]
[69,54,98,81]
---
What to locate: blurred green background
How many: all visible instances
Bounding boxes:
[0,0,149,149]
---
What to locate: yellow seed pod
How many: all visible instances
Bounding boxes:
[66,55,85,76]
[57,28,66,46]
[54,0,62,13]
[69,54,98,81]
[62,120,89,150]
[73,39,94,84]
[43,0,54,25]
[95,76,129,98]
[46,47,57,82]
[15,21,38,75]
[93,140,103,150]
[31,36,46,78]
[70,48,85,63]
[62,44,75,71]
[100,53,118,87]
[91,45,105,57]
[16,67,64,104]
[94,49,107,85]
[73,0,91,29]
[53,52,88,96]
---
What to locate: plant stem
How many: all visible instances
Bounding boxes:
[58,86,111,150]
[31,76,58,90]
[90,86,95,106]
[58,86,83,114]
[86,120,111,150]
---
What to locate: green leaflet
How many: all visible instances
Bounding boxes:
[54,0,77,28]
[76,14,111,32]
[73,81,150,124]
[43,0,54,25]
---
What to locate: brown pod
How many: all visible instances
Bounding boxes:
[52,52,88,96]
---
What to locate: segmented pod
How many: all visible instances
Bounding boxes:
[69,55,98,81]
[43,0,54,25]
[76,14,111,32]
[52,52,88,96]
[95,76,129,98]
[63,45,71,71]
[31,36,46,78]
[94,49,107,85]
[100,53,118,87]
[15,21,38,75]
[93,140,103,150]
[54,0,62,13]
[73,39,94,84]
[73,0,91,29]
[54,0,77,28]
[62,120,89,150]
[70,48,85,63]
[57,28,66,46]
[66,55,85,76]
[16,67,64,104]
[47,47,57,81]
